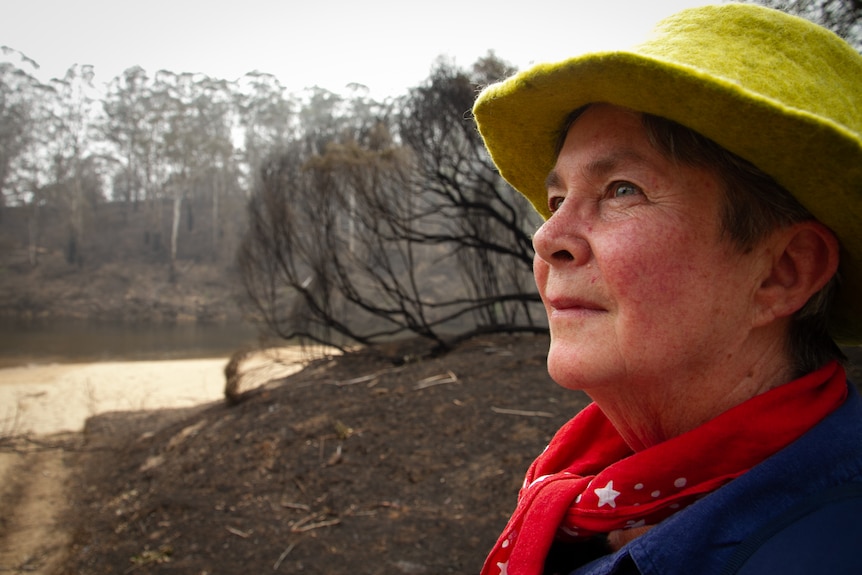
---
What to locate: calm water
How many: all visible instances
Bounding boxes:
[0,318,261,367]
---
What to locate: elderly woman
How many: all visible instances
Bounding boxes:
[472,4,862,575]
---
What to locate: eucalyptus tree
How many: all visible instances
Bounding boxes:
[43,64,104,264]
[234,71,295,192]
[0,47,41,208]
[146,70,238,276]
[102,66,152,207]
[0,47,53,265]
[178,74,237,259]
[296,86,350,155]
[1,61,104,265]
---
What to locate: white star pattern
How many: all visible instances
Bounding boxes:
[529,474,551,488]
[594,480,621,508]
[497,561,508,575]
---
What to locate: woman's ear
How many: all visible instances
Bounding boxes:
[753,221,840,327]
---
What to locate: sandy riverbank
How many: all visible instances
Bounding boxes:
[0,345,338,573]
[0,347,327,437]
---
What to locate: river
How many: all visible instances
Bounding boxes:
[0,318,261,367]
[0,318,313,435]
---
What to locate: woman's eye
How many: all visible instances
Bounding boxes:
[548,196,565,213]
[610,182,641,198]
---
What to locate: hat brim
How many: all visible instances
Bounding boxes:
[473,51,862,344]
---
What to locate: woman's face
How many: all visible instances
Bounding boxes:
[533,104,765,394]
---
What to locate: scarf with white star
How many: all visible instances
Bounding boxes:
[481,361,847,575]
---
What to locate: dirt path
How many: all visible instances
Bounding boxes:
[0,436,76,574]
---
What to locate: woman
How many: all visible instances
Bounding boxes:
[472,4,862,575]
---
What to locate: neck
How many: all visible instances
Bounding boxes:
[588,331,793,451]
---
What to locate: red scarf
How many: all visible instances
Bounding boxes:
[481,362,847,575]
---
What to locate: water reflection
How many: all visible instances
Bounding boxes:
[0,318,261,367]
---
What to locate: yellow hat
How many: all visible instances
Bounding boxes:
[472,3,862,344]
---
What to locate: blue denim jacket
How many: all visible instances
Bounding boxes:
[570,382,862,575]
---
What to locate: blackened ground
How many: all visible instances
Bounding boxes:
[61,333,590,575]
[53,335,862,574]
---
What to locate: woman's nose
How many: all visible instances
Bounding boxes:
[532,211,591,266]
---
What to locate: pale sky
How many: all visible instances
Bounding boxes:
[1,0,713,99]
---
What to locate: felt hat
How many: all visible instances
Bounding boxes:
[472,3,862,344]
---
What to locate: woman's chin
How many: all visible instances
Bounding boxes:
[547,343,604,392]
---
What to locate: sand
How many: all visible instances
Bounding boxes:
[0,347,324,437]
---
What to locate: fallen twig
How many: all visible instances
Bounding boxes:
[335,367,405,387]
[291,512,322,531]
[491,406,554,418]
[336,373,379,386]
[273,542,297,570]
[414,371,458,390]
[326,443,343,466]
[226,526,252,538]
[290,512,341,533]
[291,518,341,533]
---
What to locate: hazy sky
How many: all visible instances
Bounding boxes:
[2,0,712,98]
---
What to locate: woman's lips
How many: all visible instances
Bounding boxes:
[546,296,606,315]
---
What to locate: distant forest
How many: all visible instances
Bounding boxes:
[0,48,511,272]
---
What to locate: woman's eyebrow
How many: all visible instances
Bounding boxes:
[544,169,564,192]
[544,150,648,192]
